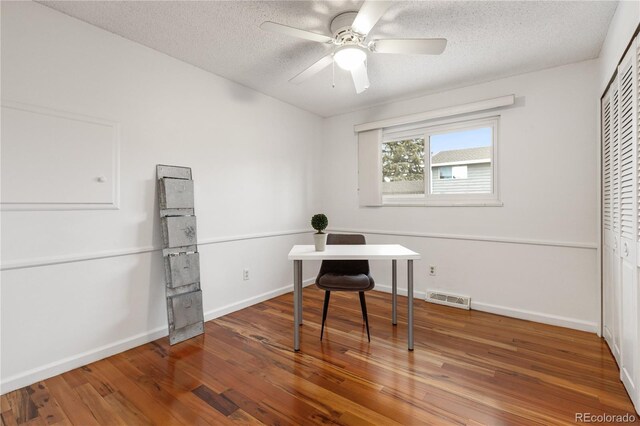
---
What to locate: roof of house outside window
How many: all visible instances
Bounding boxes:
[431,146,491,166]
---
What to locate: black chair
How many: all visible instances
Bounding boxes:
[315,234,375,342]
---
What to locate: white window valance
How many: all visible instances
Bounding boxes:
[354,94,515,133]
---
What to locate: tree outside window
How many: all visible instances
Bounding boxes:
[382,138,425,196]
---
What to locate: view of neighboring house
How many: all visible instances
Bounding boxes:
[431,146,492,194]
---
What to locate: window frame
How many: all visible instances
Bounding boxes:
[381,116,501,207]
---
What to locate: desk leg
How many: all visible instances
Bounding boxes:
[293,260,302,351]
[408,259,414,351]
[297,260,303,325]
[392,259,397,325]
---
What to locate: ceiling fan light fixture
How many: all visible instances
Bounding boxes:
[334,45,367,71]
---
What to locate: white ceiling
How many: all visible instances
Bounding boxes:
[40,1,617,117]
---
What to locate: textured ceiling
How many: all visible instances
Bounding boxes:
[39,1,617,117]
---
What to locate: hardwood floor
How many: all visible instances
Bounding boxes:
[2,288,638,425]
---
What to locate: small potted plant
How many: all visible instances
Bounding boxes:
[311,213,328,251]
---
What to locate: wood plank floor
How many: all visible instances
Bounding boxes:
[2,288,638,425]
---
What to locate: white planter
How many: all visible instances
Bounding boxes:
[313,233,327,251]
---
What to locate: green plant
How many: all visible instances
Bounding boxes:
[311,213,328,234]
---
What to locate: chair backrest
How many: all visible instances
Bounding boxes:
[318,234,370,276]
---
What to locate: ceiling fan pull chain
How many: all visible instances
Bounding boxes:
[332,57,336,88]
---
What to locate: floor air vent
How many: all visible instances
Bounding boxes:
[426,290,471,310]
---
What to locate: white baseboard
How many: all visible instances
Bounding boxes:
[0,326,167,396]
[203,278,315,322]
[375,283,427,299]
[0,278,315,395]
[374,284,598,333]
[469,301,598,333]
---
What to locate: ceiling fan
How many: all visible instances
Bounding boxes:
[260,0,447,94]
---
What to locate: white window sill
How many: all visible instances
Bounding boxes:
[381,200,503,207]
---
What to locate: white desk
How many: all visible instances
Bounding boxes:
[288,244,421,351]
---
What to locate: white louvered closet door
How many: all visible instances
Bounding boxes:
[612,43,640,410]
[602,89,618,361]
[618,39,638,402]
[609,76,623,362]
[602,34,640,415]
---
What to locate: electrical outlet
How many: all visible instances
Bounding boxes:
[429,265,437,276]
[243,268,250,281]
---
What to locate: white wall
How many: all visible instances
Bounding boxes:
[0,1,322,393]
[321,59,600,332]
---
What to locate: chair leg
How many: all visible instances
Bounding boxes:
[320,291,331,341]
[359,292,371,342]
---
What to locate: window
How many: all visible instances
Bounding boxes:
[381,117,498,205]
[437,165,468,180]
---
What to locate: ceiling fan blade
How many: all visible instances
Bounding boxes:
[351,61,370,94]
[373,38,447,55]
[352,0,392,35]
[260,21,333,44]
[289,54,334,84]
